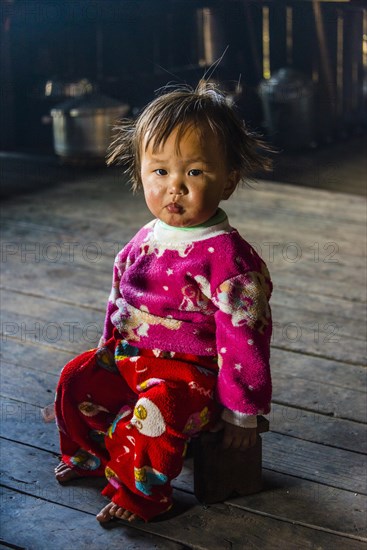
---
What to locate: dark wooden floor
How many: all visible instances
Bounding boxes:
[0,165,366,549]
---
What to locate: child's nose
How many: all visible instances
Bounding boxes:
[169,178,187,195]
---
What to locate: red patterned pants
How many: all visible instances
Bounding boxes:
[55,333,219,521]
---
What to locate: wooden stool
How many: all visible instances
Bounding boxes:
[192,416,269,504]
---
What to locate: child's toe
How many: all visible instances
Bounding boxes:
[96,503,115,522]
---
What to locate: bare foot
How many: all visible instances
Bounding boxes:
[96,502,139,523]
[55,461,82,483]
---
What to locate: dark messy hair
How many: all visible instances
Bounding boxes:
[107,81,272,192]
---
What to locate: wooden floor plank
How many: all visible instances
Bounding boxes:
[1,360,59,407]
[0,339,76,377]
[262,433,366,494]
[0,489,186,550]
[0,264,109,315]
[1,440,366,550]
[1,396,366,538]
[270,403,366,453]
[232,180,366,223]
[271,348,367,390]
[4,488,366,550]
[229,468,367,539]
[175,461,367,539]
[1,291,104,355]
[273,288,366,324]
[0,397,60,453]
[272,373,367,423]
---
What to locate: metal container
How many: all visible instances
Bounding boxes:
[259,68,315,149]
[50,93,129,160]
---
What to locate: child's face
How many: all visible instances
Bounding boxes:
[140,124,238,227]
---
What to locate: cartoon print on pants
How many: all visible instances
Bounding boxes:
[130,397,166,437]
[136,377,164,392]
[183,406,210,435]
[114,340,140,361]
[134,466,168,496]
[70,449,101,470]
[95,346,119,373]
[105,465,123,490]
[107,405,132,438]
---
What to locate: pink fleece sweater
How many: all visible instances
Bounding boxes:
[102,212,272,426]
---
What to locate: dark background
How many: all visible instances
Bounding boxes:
[1,0,366,158]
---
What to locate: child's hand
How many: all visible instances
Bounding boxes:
[221,420,257,451]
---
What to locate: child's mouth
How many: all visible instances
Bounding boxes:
[166,203,183,214]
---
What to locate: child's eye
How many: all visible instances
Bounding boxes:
[188,169,202,176]
[155,169,167,176]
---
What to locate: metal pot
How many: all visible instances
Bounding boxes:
[50,93,129,160]
[259,68,315,149]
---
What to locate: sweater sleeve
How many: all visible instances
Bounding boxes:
[100,242,134,344]
[211,266,272,418]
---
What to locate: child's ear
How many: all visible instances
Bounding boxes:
[222,170,240,200]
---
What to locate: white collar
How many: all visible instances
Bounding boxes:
[152,216,232,244]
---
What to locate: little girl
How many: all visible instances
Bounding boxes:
[54,81,273,523]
